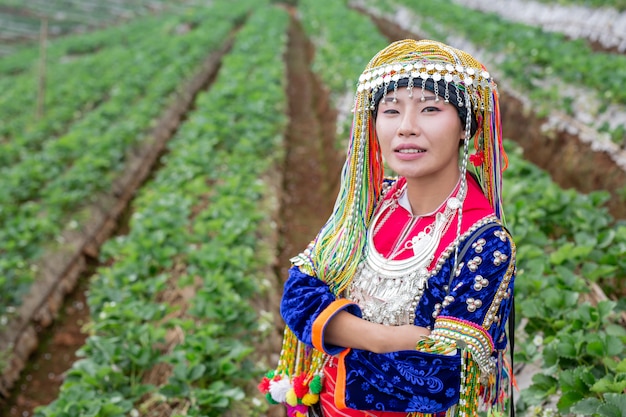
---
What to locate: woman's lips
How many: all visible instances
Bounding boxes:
[396,148,425,154]
[394,145,426,159]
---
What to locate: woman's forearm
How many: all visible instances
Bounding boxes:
[324,310,431,354]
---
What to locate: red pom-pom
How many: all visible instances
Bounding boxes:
[258,376,271,393]
[469,151,484,167]
[292,374,309,398]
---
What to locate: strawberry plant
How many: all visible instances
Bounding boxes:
[0,2,252,321]
[1,1,624,416]
[35,3,290,416]
[533,0,626,11]
[0,14,195,160]
[0,0,177,55]
[502,141,626,416]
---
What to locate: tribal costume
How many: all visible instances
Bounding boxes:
[259,39,516,417]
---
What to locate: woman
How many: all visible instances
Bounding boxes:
[259,39,516,417]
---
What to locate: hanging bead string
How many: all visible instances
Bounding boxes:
[452,90,473,275]
[259,327,326,412]
[458,348,481,417]
[310,93,382,295]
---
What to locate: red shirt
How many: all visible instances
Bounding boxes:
[373,175,493,264]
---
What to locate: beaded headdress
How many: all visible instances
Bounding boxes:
[310,38,507,295]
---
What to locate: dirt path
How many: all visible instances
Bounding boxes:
[277,10,343,275]
[2,268,90,417]
[260,8,344,417]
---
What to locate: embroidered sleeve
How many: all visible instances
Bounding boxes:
[431,225,516,374]
[280,266,362,356]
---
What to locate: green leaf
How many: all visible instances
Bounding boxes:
[591,377,614,393]
[597,229,616,248]
[542,344,559,367]
[597,403,624,417]
[557,390,585,412]
[585,264,618,281]
[598,300,618,323]
[606,324,626,337]
[557,339,579,358]
[603,357,620,371]
[586,336,606,357]
[606,335,624,357]
[531,373,558,393]
[571,397,602,415]
[604,393,626,416]
[590,377,626,394]
[173,363,188,381]
[616,358,626,373]
[519,299,545,318]
[560,368,592,393]
[549,242,575,265]
[188,364,206,381]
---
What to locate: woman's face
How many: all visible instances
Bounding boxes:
[375,87,465,184]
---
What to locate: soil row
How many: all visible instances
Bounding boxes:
[264,8,345,416]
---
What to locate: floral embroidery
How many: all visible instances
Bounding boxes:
[408,396,445,413]
[395,362,445,393]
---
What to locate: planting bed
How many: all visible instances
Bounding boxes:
[0,1,625,417]
[1,33,235,417]
[452,0,626,53]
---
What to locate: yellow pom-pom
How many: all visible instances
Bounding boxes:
[285,389,298,406]
[302,393,319,406]
[295,413,307,417]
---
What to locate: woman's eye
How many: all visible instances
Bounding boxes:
[383,109,399,114]
[422,106,440,112]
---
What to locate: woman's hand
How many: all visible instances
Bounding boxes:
[324,311,431,354]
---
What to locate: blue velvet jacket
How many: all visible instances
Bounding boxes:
[280,219,516,414]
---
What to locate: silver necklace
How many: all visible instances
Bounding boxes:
[346,178,466,326]
[364,181,465,278]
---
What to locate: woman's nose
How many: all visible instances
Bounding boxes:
[397,112,420,137]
